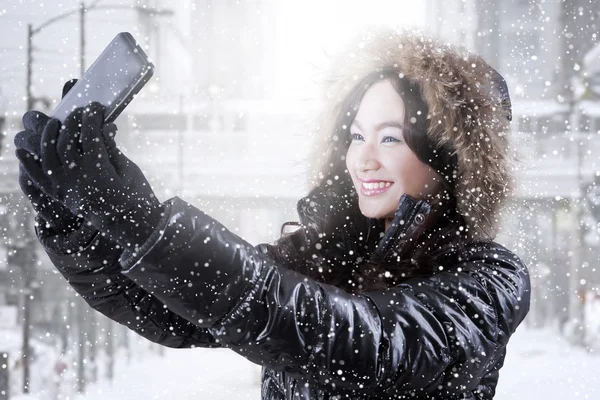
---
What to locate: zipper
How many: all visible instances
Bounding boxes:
[369,194,425,263]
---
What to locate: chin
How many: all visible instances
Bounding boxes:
[356,190,401,217]
[358,202,395,220]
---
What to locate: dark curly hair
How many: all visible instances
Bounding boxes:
[264,70,471,294]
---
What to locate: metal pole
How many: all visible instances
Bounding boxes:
[26,24,33,111]
[24,3,171,113]
[77,296,85,393]
[22,287,30,393]
[80,2,85,77]
[123,324,130,364]
[76,3,88,393]
[89,312,96,384]
[106,319,114,382]
[19,206,37,395]
[178,94,184,193]
[0,352,8,400]
[61,298,69,355]
[568,101,586,346]
[550,206,564,331]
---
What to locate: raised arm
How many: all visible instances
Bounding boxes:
[35,215,221,349]
[120,196,531,397]
[14,104,220,350]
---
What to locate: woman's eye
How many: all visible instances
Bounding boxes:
[350,134,401,143]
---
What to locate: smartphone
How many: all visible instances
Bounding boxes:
[50,32,154,123]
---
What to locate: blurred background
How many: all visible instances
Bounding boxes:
[0,0,599,398]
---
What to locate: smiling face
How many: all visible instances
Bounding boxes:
[345,79,442,231]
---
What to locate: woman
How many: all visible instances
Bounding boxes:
[15,28,530,399]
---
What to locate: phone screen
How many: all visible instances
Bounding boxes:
[51,32,153,123]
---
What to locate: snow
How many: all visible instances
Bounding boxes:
[11,344,262,400]
[496,326,599,399]
[2,1,600,400]
[6,325,598,399]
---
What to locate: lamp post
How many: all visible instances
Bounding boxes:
[25,1,173,111]
[22,1,173,395]
[567,96,585,347]
[25,4,80,111]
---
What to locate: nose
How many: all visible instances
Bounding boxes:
[356,141,381,172]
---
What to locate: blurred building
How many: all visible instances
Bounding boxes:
[123,0,308,246]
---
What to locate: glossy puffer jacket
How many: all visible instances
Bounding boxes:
[37,193,531,400]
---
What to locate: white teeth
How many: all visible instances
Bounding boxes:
[362,181,392,190]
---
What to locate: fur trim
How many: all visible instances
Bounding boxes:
[307,27,517,242]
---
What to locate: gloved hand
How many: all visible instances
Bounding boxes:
[16,101,163,251]
[14,79,116,237]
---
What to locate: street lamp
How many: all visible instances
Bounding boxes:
[26,1,173,111]
[21,1,173,395]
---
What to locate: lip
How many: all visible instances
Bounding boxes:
[359,178,393,183]
[360,181,394,196]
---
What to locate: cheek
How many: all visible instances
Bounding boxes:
[385,151,425,184]
[401,162,438,192]
[382,152,411,180]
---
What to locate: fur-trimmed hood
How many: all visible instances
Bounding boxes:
[307,27,517,242]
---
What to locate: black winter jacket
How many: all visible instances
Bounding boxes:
[36,194,530,399]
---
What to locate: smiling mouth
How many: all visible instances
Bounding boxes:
[360,181,394,196]
[361,181,393,190]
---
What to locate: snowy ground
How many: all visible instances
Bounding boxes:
[9,324,600,400]
[495,325,599,399]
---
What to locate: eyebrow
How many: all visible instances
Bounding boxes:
[350,119,406,132]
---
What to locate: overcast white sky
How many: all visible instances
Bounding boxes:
[274,0,427,98]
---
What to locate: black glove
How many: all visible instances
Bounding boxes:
[14,80,116,235]
[16,101,163,251]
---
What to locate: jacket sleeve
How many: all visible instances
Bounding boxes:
[120,197,531,396]
[34,215,221,349]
